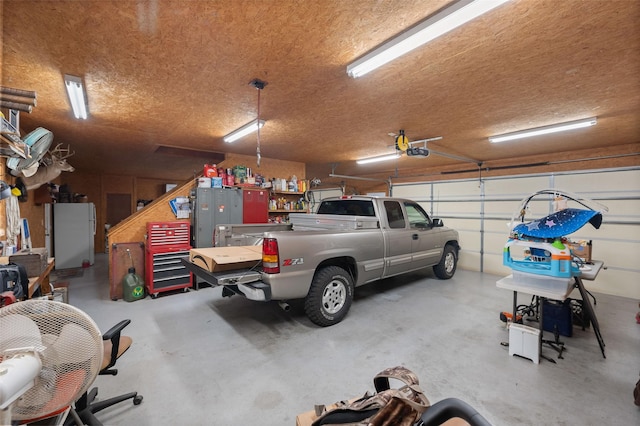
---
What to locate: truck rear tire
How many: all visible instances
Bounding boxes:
[305,266,354,327]
[433,244,457,279]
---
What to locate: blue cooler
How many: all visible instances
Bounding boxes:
[543,299,573,337]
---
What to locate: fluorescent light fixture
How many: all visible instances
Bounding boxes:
[347,0,510,78]
[356,152,401,165]
[63,74,88,119]
[223,119,265,143]
[488,117,598,143]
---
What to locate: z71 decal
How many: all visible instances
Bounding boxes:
[282,258,304,267]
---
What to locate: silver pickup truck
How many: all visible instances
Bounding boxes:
[184,196,460,326]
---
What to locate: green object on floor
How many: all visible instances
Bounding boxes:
[123,249,145,302]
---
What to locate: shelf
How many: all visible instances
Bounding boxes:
[271,189,308,213]
[269,209,309,214]
[272,190,305,195]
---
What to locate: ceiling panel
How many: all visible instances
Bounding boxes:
[2,0,639,181]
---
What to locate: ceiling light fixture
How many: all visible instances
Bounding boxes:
[356,152,401,165]
[63,75,88,119]
[223,119,265,143]
[488,117,598,143]
[346,0,510,78]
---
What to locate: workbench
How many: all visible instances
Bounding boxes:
[497,260,605,361]
[29,258,56,298]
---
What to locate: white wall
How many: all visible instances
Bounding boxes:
[392,167,640,299]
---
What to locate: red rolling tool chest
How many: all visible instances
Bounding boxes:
[145,221,192,298]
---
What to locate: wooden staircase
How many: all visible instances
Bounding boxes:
[106,176,194,296]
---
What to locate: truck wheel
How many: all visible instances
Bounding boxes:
[433,245,457,279]
[305,266,354,327]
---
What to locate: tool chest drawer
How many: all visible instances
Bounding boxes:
[146,247,192,298]
[147,221,191,249]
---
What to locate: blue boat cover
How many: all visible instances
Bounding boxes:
[513,208,602,238]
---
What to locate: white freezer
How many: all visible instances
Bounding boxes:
[53,203,96,269]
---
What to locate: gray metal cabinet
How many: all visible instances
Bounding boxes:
[193,187,243,248]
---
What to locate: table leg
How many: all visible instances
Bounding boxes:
[574,276,606,358]
[539,296,544,358]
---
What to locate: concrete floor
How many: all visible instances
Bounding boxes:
[61,254,640,425]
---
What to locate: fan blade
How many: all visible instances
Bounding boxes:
[51,323,99,364]
[0,315,43,353]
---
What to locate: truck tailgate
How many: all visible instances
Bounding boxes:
[181,258,271,300]
[181,258,261,285]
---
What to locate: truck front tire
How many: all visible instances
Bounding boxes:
[433,244,457,279]
[305,266,354,327]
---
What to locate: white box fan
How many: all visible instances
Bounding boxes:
[0,300,103,424]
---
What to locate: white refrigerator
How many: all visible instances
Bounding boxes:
[53,203,96,269]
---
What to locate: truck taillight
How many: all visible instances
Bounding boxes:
[262,238,280,274]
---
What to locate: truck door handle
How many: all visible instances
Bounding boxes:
[412,234,419,240]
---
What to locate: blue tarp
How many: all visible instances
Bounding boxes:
[513,208,602,238]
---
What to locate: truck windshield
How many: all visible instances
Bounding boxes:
[317,200,376,216]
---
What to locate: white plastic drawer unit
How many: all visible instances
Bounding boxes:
[509,323,540,364]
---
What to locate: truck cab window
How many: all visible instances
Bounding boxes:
[384,201,406,229]
[404,202,431,229]
[318,200,375,216]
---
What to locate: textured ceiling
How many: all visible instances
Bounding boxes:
[1,0,639,182]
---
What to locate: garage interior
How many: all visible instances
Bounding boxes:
[1,1,639,425]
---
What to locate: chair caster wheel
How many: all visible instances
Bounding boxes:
[134,395,143,405]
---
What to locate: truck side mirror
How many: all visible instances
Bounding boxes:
[432,218,444,227]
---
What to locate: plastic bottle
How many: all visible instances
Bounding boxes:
[123,267,145,302]
[122,249,145,302]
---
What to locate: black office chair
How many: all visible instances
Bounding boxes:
[71,319,143,425]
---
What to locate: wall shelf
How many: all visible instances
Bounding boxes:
[269,188,309,222]
[269,209,308,214]
[271,190,305,196]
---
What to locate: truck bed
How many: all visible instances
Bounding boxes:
[215,223,292,246]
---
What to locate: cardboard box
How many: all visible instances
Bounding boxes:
[189,246,262,272]
[295,407,319,426]
[52,281,69,303]
[9,247,49,277]
[169,197,191,219]
[568,241,592,263]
